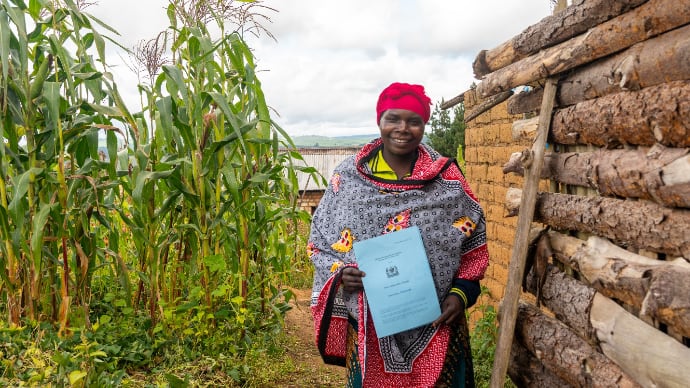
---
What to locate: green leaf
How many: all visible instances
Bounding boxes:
[106,129,118,176]
[89,350,107,358]
[155,96,177,145]
[0,10,11,83]
[9,168,43,216]
[90,21,107,64]
[28,0,42,19]
[82,11,122,36]
[48,35,74,87]
[162,64,188,101]
[248,172,271,183]
[0,206,11,241]
[165,373,189,388]
[132,170,174,204]
[204,254,226,274]
[206,91,249,153]
[68,370,87,385]
[208,121,254,155]
[252,78,271,138]
[31,201,55,268]
[86,102,122,117]
[211,284,230,298]
[5,4,28,70]
[43,82,61,130]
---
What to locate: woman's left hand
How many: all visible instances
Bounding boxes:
[432,295,465,327]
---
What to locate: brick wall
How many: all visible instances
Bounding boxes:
[298,190,324,214]
[462,89,541,321]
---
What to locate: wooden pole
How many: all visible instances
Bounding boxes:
[440,92,465,110]
[489,77,558,388]
[464,90,513,123]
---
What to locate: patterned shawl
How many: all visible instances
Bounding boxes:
[309,139,488,386]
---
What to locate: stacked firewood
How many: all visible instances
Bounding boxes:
[472,0,690,386]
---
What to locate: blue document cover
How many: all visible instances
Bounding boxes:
[353,226,441,338]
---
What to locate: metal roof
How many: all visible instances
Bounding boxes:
[290,147,361,191]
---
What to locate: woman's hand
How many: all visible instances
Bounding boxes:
[341,267,366,292]
[432,295,465,327]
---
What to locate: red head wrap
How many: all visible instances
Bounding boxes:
[376,82,432,124]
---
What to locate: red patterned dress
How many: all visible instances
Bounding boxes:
[309,139,489,387]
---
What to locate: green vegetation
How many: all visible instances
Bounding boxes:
[470,291,517,388]
[426,102,467,163]
[290,134,377,147]
[0,0,317,385]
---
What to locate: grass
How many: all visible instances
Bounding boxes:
[470,295,517,388]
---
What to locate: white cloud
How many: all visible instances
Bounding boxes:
[89,0,552,137]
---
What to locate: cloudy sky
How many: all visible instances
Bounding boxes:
[90,0,553,137]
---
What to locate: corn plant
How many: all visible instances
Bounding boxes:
[1,0,316,353]
[0,0,133,333]
[128,1,313,343]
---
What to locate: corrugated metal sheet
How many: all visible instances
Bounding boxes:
[291,147,361,191]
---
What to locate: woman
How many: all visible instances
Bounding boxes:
[308,82,489,387]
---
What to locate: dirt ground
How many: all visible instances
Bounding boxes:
[277,288,346,387]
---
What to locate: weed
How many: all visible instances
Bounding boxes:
[470,294,516,388]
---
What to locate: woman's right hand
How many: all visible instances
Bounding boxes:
[341,267,366,292]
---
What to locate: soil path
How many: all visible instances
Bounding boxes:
[278,288,346,387]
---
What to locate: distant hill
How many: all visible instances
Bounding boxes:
[288,134,432,148]
[289,134,378,147]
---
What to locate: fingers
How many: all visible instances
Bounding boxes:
[432,296,465,327]
[341,267,365,292]
[343,267,365,278]
[432,310,452,327]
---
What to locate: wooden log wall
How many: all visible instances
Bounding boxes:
[460,0,690,386]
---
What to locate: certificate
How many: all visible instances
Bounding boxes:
[353,226,441,338]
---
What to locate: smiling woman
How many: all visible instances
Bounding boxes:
[308,82,490,387]
[375,82,431,178]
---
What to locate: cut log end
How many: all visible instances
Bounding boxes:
[503,151,526,175]
[472,50,490,79]
[440,93,465,110]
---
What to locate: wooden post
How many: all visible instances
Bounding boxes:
[489,77,559,388]
[465,90,513,122]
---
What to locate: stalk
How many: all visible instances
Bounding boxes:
[0,171,20,325]
[56,97,71,337]
[238,207,250,333]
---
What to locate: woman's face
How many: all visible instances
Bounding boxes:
[379,109,425,158]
